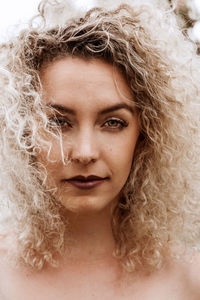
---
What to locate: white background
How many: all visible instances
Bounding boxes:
[0,0,41,41]
[0,0,95,42]
[0,0,199,42]
[0,0,40,41]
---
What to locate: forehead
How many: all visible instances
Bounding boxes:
[40,57,134,115]
[40,57,133,106]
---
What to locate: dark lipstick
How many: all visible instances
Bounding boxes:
[64,175,108,190]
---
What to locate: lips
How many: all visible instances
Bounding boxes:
[63,175,109,190]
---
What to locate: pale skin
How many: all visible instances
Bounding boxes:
[0,58,199,299]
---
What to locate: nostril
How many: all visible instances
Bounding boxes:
[69,133,99,164]
[71,156,97,165]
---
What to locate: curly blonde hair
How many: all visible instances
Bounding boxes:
[0,0,199,272]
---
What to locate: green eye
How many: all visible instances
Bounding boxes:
[103,118,128,129]
[48,117,72,129]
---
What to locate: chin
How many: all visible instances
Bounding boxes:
[59,194,116,215]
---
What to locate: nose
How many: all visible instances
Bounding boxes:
[69,128,99,165]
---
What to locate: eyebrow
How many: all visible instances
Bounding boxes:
[46,103,135,115]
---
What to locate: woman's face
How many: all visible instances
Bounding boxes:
[39,57,139,214]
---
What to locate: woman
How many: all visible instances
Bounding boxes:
[0,0,199,299]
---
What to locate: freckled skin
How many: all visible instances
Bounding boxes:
[39,57,140,214]
[0,58,199,300]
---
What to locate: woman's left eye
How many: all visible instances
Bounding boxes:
[103,118,128,130]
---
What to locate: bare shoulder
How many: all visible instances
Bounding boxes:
[178,248,200,297]
[187,249,200,284]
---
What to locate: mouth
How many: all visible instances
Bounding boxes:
[62,175,109,190]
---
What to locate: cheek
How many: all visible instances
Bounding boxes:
[37,137,63,163]
[108,135,138,175]
[122,143,136,173]
[36,139,64,183]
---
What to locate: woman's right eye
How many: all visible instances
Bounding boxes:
[48,117,72,130]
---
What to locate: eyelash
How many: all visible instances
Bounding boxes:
[102,118,128,130]
[48,117,128,131]
[48,117,72,129]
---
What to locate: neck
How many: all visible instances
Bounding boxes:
[64,208,116,261]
